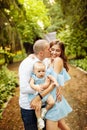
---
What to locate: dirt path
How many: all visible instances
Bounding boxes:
[0,62,87,130]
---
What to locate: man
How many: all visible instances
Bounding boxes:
[19,39,61,130]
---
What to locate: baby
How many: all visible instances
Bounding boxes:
[29,61,59,129]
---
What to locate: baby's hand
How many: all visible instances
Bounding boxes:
[53,80,59,87]
[45,77,51,85]
[35,85,43,92]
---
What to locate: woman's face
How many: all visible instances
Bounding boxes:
[50,44,61,59]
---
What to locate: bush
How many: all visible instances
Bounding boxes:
[0,65,18,117]
[69,57,87,71]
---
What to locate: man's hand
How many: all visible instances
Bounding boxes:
[56,86,62,101]
[35,85,44,92]
[30,95,42,110]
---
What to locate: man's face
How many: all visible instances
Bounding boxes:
[43,43,50,58]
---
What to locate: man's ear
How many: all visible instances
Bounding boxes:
[39,51,44,56]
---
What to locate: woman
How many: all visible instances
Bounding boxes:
[45,40,72,130]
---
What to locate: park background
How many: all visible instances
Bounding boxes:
[0,0,87,130]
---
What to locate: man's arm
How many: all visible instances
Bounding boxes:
[30,82,56,109]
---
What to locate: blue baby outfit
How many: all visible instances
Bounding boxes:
[45,67,72,121]
[32,74,46,85]
[28,73,49,103]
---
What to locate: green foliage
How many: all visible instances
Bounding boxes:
[0,0,23,53]
[0,49,15,58]
[58,0,87,28]
[0,49,26,65]
[0,65,18,112]
[17,0,50,43]
[0,48,15,64]
[14,50,26,62]
[44,1,66,32]
[57,26,87,59]
[0,0,50,60]
[69,57,87,71]
[44,0,87,60]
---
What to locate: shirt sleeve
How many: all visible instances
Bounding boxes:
[18,57,37,94]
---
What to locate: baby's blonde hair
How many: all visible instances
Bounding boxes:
[33,61,45,70]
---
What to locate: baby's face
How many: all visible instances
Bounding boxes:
[34,65,46,78]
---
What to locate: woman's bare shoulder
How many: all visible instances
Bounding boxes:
[54,57,63,63]
[54,57,63,68]
[53,57,63,73]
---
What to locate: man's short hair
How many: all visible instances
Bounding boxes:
[33,39,48,54]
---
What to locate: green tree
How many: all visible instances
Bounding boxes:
[44,0,87,59]
[0,0,50,62]
[0,0,23,63]
[17,0,50,43]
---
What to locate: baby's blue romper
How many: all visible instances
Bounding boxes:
[28,74,50,103]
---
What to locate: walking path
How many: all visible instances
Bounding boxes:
[0,62,87,130]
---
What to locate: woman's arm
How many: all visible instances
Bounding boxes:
[39,74,59,90]
[47,75,59,87]
[53,57,63,101]
[54,57,63,73]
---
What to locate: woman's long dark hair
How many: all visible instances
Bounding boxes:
[50,40,69,72]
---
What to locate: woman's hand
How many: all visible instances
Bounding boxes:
[56,86,62,101]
